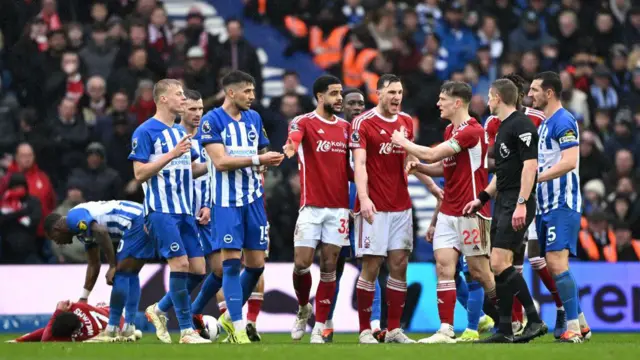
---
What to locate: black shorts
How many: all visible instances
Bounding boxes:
[490,191,536,252]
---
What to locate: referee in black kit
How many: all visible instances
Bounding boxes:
[463,79,547,343]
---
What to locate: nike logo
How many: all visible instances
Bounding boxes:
[161,142,167,146]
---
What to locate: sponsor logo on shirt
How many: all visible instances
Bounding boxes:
[316,140,347,153]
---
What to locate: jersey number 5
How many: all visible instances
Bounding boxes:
[338,218,348,234]
[463,229,480,245]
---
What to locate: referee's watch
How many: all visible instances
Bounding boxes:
[517,196,527,205]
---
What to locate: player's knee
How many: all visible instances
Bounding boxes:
[490,257,509,275]
[294,257,313,271]
[435,261,456,280]
[545,252,568,275]
[168,257,190,272]
[388,254,409,278]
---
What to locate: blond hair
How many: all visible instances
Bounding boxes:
[153,79,182,103]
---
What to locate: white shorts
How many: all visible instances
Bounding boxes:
[355,209,413,257]
[294,207,350,248]
[525,220,538,240]
[433,214,491,256]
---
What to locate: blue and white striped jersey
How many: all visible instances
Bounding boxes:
[128,118,198,215]
[536,108,582,214]
[66,201,144,244]
[199,107,270,207]
[191,132,211,213]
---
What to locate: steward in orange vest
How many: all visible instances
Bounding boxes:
[578,214,617,262]
[309,24,350,70]
[612,221,640,261]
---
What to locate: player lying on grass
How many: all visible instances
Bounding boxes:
[9,300,139,343]
[45,200,153,342]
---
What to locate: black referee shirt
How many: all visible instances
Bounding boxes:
[494,110,539,193]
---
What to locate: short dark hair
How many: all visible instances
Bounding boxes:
[283,70,298,79]
[502,73,526,104]
[377,74,401,90]
[221,70,255,88]
[491,79,519,106]
[312,75,342,100]
[51,312,82,338]
[342,88,364,98]
[44,213,63,235]
[533,71,562,98]
[184,89,202,101]
[440,81,473,104]
[225,17,243,28]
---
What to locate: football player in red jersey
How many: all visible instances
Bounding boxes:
[392,81,496,343]
[283,75,352,343]
[485,74,566,337]
[10,300,129,343]
[350,74,442,344]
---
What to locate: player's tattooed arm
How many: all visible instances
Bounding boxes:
[91,223,117,286]
[206,143,283,172]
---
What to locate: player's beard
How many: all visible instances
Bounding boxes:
[534,97,547,111]
[235,99,251,111]
[323,102,336,115]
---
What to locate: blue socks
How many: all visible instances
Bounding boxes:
[371,279,382,323]
[466,280,485,331]
[108,272,130,327]
[222,259,243,322]
[240,267,264,304]
[125,274,140,324]
[455,272,469,308]
[554,271,579,321]
[191,273,223,314]
[158,273,205,313]
[169,272,193,330]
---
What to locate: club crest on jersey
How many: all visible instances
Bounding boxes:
[223,234,233,243]
[519,132,532,147]
[364,236,371,248]
[170,242,180,252]
[248,129,258,142]
[132,138,138,150]
[201,147,207,159]
[351,131,360,143]
[290,122,299,131]
[202,121,211,133]
[500,143,510,158]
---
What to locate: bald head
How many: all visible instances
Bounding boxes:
[87,76,106,100]
[16,143,35,171]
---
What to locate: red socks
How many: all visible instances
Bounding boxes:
[315,272,337,324]
[247,293,263,323]
[436,280,456,326]
[356,277,375,333]
[293,267,312,306]
[387,277,408,331]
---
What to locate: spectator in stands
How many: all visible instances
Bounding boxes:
[113,20,166,80]
[94,90,136,145]
[44,51,85,108]
[108,47,154,101]
[509,9,555,55]
[539,37,560,71]
[392,34,422,76]
[582,179,607,216]
[603,112,640,162]
[614,222,640,261]
[79,23,118,80]
[343,0,366,28]
[555,10,588,66]
[435,1,476,73]
[609,44,631,95]
[623,6,640,49]
[103,116,139,202]
[43,29,68,75]
[577,210,614,262]
[129,79,155,125]
[367,8,397,52]
[609,194,638,228]
[0,78,19,155]
[184,7,222,73]
[66,22,84,51]
[0,143,55,245]
[131,0,157,22]
[265,171,300,262]
[148,6,173,61]
[415,0,442,33]
[593,109,613,144]
[580,130,610,187]
[9,18,48,113]
[167,28,188,71]
[421,33,448,81]
[50,181,86,263]
[626,66,640,109]
[39,0,61,31]
[477,14,503,61]
[79,76,108,128]
[221,18,263,100]
[88,1,109,28]
[590,65,619,111]
[401,9,425,47]
[106,16,127,46]
[405,54,443,146]
[269,71,314,114]
[593,11,622,60]
[0,173,43,264]
[67,142,122,202]
[519,50,541,82]
[183,47,218,110]
[50,97,90,185]
[603,149,640,192]
[560,70,590,126]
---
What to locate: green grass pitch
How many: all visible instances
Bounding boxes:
[1,333,639,360]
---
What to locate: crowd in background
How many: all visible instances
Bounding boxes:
[0,0,639,264]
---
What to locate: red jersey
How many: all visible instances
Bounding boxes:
[485,106,545,147]
[441,118,492,219]
[350,109,413,212]
[289,111,351,209]
[42,303,113,342]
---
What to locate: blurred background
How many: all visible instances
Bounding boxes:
[0,0,638,333]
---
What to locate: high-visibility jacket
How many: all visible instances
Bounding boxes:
[362,71,379,104]
[309,25,349,69]
[285,16,308,38]
[342,43,378,88]
[258,0,267,15]
[579,217,617,262]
